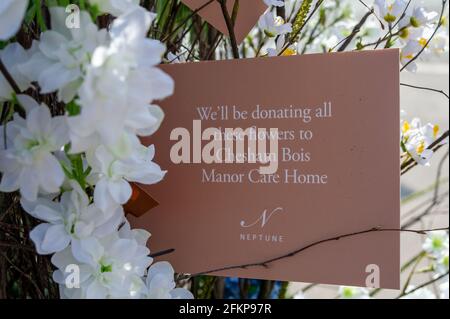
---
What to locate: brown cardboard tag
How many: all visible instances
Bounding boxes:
[180,0,268,44]
[130,50,401,289]
[124,183,159,217]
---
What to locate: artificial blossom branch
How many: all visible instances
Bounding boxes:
[400,0,448,72]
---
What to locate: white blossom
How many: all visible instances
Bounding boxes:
[19,7,108,103]
[0,0,28,40]
[144,262,194,299]
[375,0,408,24]
[410,7,438,28]
[20,181,123,255]
[401,117,444,165]
[258,12,292,38]
[423,231,449,275]
[263,0,285,7]
[52,232,152,299]
[0,96,69,201]
[418,27,449,58]
[437,252,449,275]
[87,132,165,212]
[0,43,31,102]
[0,2,189,301]
[400,40,422,72]
[67,7,171,152]
[423,231,449,256]
[88,0,140,16]
[268,36,297,56]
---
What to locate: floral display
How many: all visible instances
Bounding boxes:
[0,0,448,300]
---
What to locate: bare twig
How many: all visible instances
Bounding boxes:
[218,0,240,59]
[396,271,449,298]
[0,252,44,298]
[0,242,35,252]
[161,0,215,42]
[401,83,449,99]
[402,150,449,228]
[400,251,426,295]
[0,58,21,94]
[150,248,175,258]
[357,0,411,50]
[337,9,373,52]
[180,226,449,280]
[357,0,385,29]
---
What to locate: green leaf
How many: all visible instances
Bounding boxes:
[25,2,37,24]
[35,0,48,31]
[66,100,81,116]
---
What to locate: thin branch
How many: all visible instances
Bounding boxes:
[396,271,449,298]
[357,0,385,30]
[0,252,44,299]
[149,248,175,258]
[218,0,240,59]
[186,21,207,61]
[206,34,224,60]
[161,0,215,42]
[401,144,446,175]
[402,190,449,222]
[0,58,21,94]
[337,9,373,52]
[0,195,19,222]
[400,251,426,295]
[401,82,449,99]
[402,150,449,228]
[357,0,411,50]
[391,0,413,31]
[180,226,449,280]
[0,242,36,252]
[383,1,413,49]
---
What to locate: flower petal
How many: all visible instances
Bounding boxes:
[107,178,132,204]
[41,224,71,253]
[0,0,28,40]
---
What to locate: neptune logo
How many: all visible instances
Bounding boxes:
[239,207,285,243]
[240,207,284,229]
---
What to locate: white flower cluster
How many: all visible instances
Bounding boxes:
[374,0,447,72]
[259,6,292,39]
[401,115,448,166]
[400,231,449,299]
[256,0,448,72]
[423,231,449,275]
[0,1,192,299]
